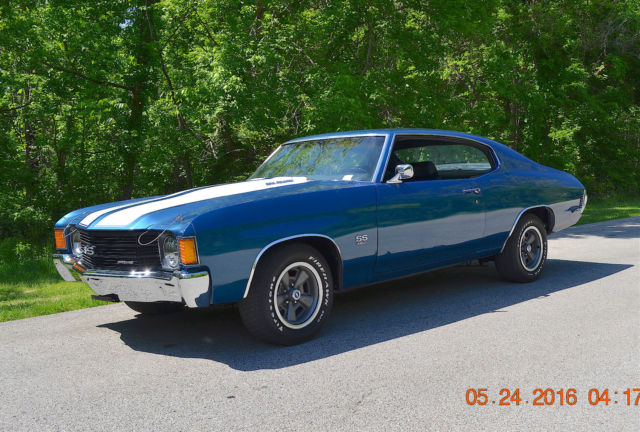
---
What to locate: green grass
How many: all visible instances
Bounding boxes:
[0,253,107,323]
[577,195,640,225]
[1,194,638,323]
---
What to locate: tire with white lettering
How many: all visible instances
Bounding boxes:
[124,301,183,315]
[239,243,334,345]
[495,214,547,282]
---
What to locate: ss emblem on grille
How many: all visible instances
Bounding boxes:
[81,245,96,256]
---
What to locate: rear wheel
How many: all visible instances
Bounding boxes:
[495,214,547,282]
[239,243,334,345]
[124,301,183,315]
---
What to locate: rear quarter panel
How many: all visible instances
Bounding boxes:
[480,143,585,254]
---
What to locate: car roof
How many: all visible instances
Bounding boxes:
[283,128,498,145]
[282,128,538,170]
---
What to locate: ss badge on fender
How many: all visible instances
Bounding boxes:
[355,234,368,246]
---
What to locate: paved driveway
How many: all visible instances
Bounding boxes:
[0,218,638,431]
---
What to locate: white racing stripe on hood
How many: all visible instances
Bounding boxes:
[79,190,185,227]
[79,202,144,227]
[94,177,308,227]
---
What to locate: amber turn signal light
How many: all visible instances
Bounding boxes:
[54,229,66,249]
[179,238,198,265]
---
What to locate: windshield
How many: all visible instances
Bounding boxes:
[250,136,385,181]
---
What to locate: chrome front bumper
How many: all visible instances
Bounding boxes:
[53,254,79,282]
[53,254,210,308]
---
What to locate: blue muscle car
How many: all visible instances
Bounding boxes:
[53,129,587,345]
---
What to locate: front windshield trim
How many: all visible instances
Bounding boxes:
[252,134,389,182]
[249,144,283,182]
[284,132,388,146]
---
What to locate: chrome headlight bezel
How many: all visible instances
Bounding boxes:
[161,235,180,270]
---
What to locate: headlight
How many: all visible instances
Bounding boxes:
[162,236,180,269]
[72,230,82,257]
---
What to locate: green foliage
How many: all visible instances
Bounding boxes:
[0,238,57,282]
[0,237,107,322]
[1,0,638,246]
[577,194,640,225]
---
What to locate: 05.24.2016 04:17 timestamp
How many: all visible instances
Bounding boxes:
[466,388,640,406]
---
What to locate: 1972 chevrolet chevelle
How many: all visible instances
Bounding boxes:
[53,129,586,345]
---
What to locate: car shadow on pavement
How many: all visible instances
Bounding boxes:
[99,259,632,371]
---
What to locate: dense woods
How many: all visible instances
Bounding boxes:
[1,0,639,244]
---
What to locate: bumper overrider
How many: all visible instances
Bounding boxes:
[52,254,210,308]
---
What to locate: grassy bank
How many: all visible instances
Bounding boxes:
[0,194,638,323]
[0,243,106,323]
[577,195,640,225]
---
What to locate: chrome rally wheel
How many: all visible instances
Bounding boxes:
[239,243,334,345]
[274,262,323,330]
[495,213,548,283]
[519,225,543,272]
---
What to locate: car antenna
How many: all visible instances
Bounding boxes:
[137,214,184,246]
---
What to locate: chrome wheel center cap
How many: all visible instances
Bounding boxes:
[526,244,532,253]
[291,290,301,301]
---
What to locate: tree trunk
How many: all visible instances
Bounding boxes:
[23,84,39,202]
[119,1,156,200]
[120,83,143,200]
[508,100,520,152]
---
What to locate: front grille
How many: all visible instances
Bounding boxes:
[78,228,162,271]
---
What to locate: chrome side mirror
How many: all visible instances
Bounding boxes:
[387,164,414,184]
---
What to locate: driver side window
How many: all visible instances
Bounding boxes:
[385,137,494,182]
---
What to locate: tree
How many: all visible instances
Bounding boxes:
[0,0,638,244]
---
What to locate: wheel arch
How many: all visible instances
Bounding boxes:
[500,205,555,253]
[243,234,343,299]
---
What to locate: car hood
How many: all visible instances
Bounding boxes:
[59,177,361,234]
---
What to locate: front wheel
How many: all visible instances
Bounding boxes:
[495,214,548,283]
[239,243,334,345]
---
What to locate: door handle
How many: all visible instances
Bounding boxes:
[462,188,481,194]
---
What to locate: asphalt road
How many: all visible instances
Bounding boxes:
[0,218,638,431]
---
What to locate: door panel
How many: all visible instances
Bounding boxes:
[375,179,484,274]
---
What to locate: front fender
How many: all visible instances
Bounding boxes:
[190,184,378,304]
